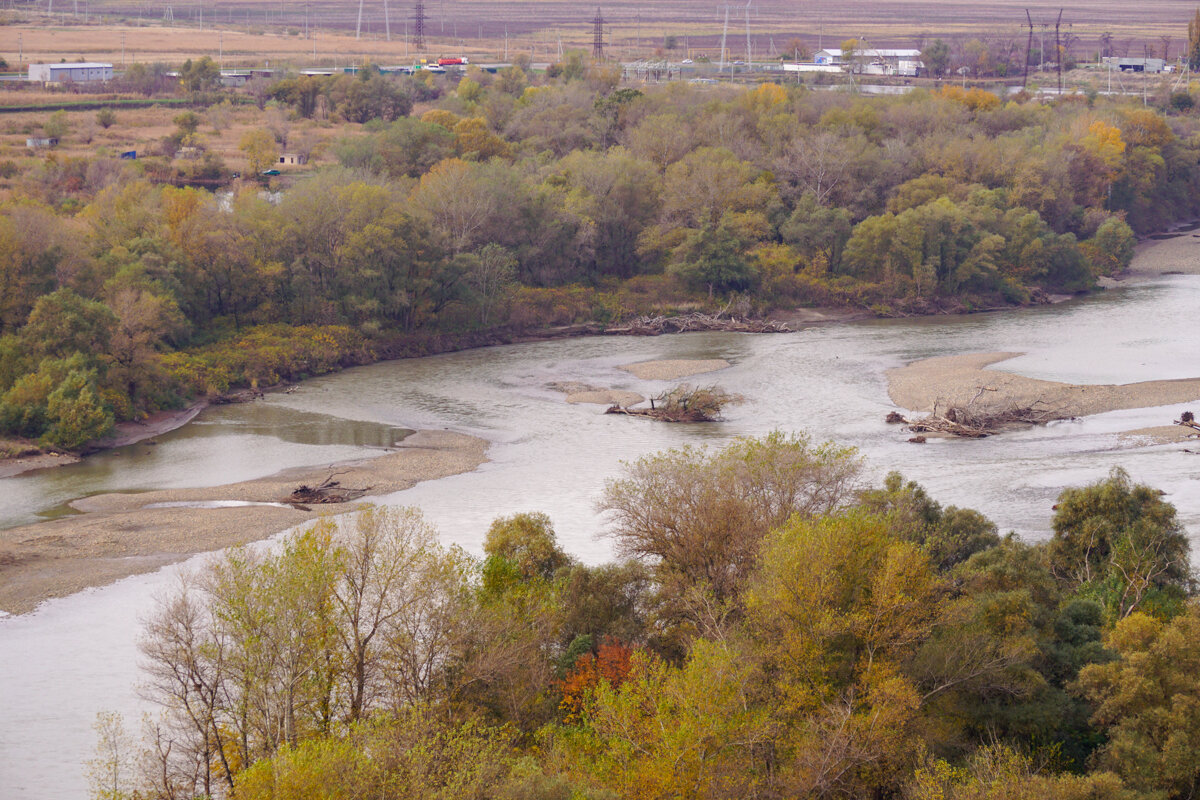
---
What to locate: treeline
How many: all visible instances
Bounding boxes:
[92,433,1198,799]
[4,67,1199,447]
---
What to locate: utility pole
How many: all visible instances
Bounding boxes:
[744,0,751,65]
[592,7,604,60]
[719,4,729,70]
[356,0,364,39]
[1055,8,1063,95]
[384,0,390,42]
[414,0,426,50]
[1023,9,1033,89]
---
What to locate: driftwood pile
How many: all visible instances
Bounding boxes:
[608,312,791,336]
[606,384,743,423]
[286,471,371,505]
[887,389,1065,439]
[1176,410,1199,432]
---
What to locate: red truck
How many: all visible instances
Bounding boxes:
[437,57,468,66]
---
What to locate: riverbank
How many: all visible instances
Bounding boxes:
[0,430,488,616]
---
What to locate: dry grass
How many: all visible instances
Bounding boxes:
[3,0,1195,70]
[0,100,357,185]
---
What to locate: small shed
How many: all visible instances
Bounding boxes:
[278,153,308,165]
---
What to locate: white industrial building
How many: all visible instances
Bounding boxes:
[28,62,114,83]
[812,48,924,77]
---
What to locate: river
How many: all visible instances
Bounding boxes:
[2,273,1200,799]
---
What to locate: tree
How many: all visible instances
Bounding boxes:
[483,511,571,587]
[670,222,758,297]
[552,641,772,799]
[555,146,661,280]
[746,510,940,798]
[780,193,852,272]
[858,472,1000,571]
[1086,217,1136,276]
[923,39,951,77]
[1048,468,1191,619]
[775,131,860,207]
[178,56,221,93]
[1076,605,1200,798]
[465,243,517,325]
[240,129,280,176]
[20,288,115,361]
[339,73,413,123]
[599,432,863,612]
[86,711,136,800]
[1190,8,1200,71]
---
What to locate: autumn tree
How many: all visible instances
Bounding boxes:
[239,129,280,176]
[599,432,863,633]
[746,510,941,798]
[1076,605,1200,798]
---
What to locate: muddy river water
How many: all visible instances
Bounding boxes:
[3,273,1200,798]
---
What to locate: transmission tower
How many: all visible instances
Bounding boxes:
[592,7,604,60]
[414,0,426,50]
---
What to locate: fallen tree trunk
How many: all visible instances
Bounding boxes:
[286,471,371,504]
[889,391,1067,439]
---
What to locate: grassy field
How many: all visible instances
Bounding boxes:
[2,0,1196,71]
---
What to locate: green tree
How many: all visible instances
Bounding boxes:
[1048,467,1191,619]
[178,56,221,93]
[670,222,758,296]
[923,39,951,77]
[20,288,116,361]
[780,193,852,272]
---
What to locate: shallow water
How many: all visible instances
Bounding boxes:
[2,275,1200,799]
[0,404,412,529]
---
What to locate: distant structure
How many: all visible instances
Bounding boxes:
[1103,56,1167,73]
[592,7,604,60]
[812,48,923,76]
[28,62,113,83]
[414,0,426,50]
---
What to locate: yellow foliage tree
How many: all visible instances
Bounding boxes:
[239,128,280,175]
[1081,120,1126,169]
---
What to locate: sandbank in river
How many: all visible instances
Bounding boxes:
[0,430,487,615]
[884,231,1200,442]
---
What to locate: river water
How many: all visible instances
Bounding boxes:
[2,274,1200,799]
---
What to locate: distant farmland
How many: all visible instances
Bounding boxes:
[7,0,1196,66]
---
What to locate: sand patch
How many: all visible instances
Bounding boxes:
[0,430,488,616]
[567,390,644,406]
[1127,232,1200,278]
[547,381,644,407]
[1119,425,1200,445]
[887,353,1200,420]
[619,359,731,381]
[0,451,81,479]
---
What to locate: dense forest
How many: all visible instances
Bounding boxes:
[88,434,1198,800]
[3,59,1197,450]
